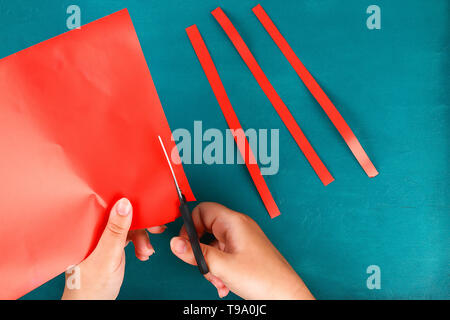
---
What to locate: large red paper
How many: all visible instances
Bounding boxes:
[212,7,334,186]
[0,9,194,299]
[252,4,378,177]
[186,25,280,218]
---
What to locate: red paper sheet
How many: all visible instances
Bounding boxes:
[0,9,194,299]
[186,25,280,218]
[252,4,378,178]
[211,7,334,186]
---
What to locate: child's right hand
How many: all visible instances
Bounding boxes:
[170,202,315,300]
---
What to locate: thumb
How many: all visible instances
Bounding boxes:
[93,198,133,263]
[170,236,227,277]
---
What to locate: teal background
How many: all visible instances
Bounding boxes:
[0,0,448,299]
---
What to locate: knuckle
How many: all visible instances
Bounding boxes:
[196,202,215,212]
[234,212,254,225]
[106,221,127,237]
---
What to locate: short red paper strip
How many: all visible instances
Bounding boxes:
[252,4,378,178]
[186,24,280,218]
[0,9,194,299]
[211,7,334,186]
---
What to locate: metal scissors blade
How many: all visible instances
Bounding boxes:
[158,136,183,201]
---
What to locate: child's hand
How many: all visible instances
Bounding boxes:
[170,202,314,300]
[62,198,165,300]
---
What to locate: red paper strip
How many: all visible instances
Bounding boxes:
[252,4,378,177]
[0,9,194,299]
[186,25,280,218]
[211,7,334,186]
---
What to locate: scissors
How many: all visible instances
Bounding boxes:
[158,136,209,275]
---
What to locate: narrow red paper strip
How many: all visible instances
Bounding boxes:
[252,4,378,178]
[211,8,334,186]
[186,24,280,218]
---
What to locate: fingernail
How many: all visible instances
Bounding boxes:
[116,198,131,216]
[173,238,186,254]
[146,240,155,254]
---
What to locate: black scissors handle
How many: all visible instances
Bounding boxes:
[179,198,209,275]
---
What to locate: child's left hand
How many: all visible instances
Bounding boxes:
[62,198,165,300]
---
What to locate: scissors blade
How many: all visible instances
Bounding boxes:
[158,136,183,201]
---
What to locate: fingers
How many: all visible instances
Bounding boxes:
[127,229,154,261]
[171,235,230,298]
[147,225,167,234]
[170,236,227,276]
[93,198,133,263]
[205,273,230,298]
[127,225,167,261]
[179,202,240,244]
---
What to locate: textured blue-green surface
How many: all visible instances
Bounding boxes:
[1,0,448,299]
